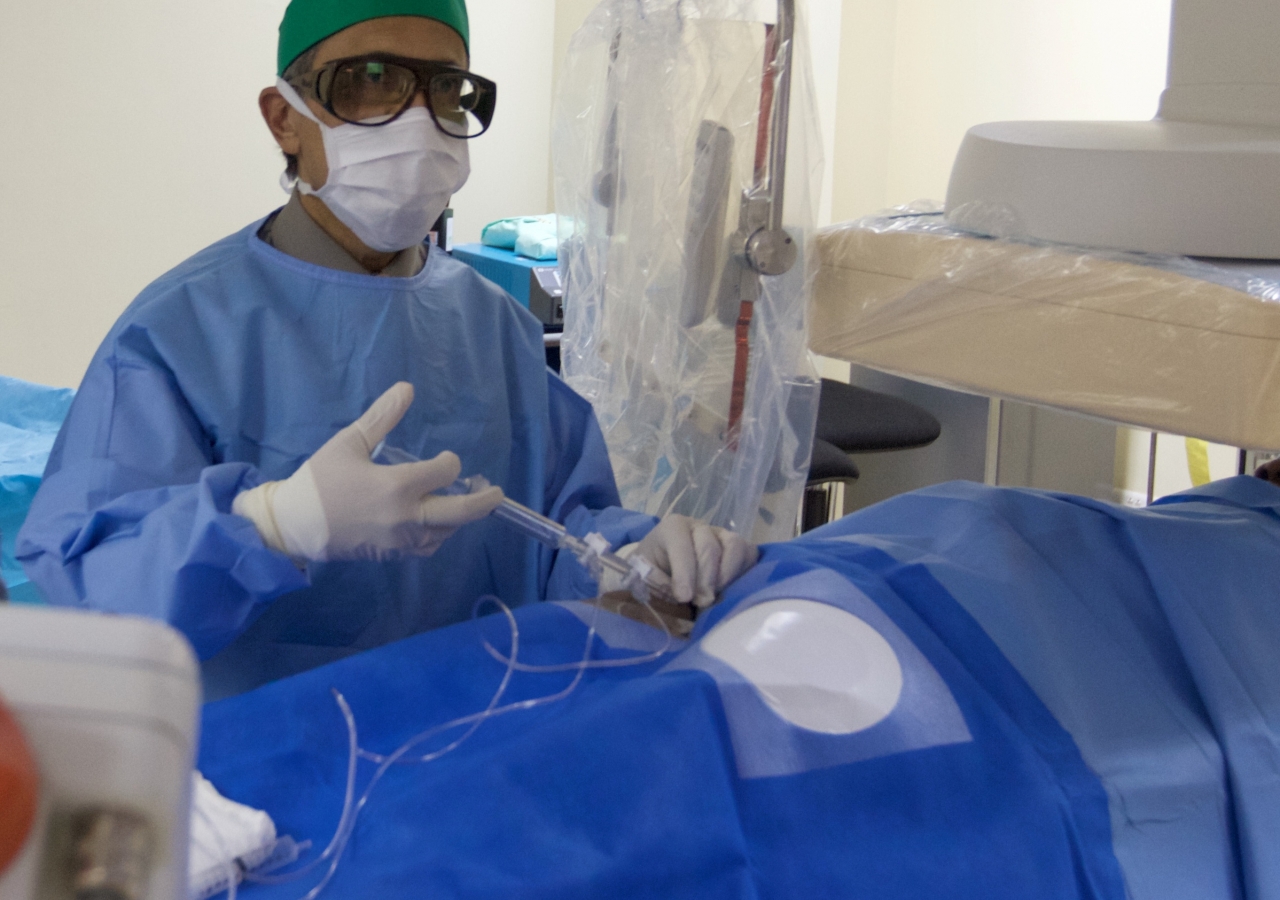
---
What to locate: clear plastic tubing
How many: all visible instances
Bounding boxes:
[249,593,676,900]
[443,476,660,597]
[372,440,674,604]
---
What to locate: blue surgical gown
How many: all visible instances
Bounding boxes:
[17,218,656,699]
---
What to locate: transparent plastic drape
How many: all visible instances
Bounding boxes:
[554,0,823,543]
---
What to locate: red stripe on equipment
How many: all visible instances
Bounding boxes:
[0,692,38,877]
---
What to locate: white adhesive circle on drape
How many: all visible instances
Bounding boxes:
[701,599,904,735]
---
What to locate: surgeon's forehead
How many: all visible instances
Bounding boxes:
[311,15,468,69]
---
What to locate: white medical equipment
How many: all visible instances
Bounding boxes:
[947,0,1280,259]
[0,605,200,900]
[810,0,1280,455]
[555,0,824,543]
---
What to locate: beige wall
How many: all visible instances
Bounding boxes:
[553,0,600,93]
[832,0,1172,221]
[0,1,556,388]
[0,2,290,388]
[455,1,557,243]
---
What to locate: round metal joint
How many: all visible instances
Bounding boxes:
[745,228,797,276]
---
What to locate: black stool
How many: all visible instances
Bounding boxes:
[802,438,861,532]
[802,379,941,532]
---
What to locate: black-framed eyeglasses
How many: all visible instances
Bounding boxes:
[288,53,497,138]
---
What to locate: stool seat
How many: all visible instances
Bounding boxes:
[816,378,940,453]
[807,438,860,482]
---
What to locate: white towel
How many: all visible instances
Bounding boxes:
[189,772,278,900]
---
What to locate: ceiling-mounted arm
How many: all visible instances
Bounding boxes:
[743,0,797,276]
[764,0,794,233]
[723,0,800,443]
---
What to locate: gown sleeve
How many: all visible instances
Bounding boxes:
[540,372,658,601]
[15,332,308,660]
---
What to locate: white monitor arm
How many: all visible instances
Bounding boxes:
[946,0,1280,259]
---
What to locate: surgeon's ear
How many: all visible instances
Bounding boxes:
[259,87,302,156]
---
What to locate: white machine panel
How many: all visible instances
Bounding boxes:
[0,606,199,900]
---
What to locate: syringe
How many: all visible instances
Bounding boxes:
[448,475,674,605]
[372,442,674,605]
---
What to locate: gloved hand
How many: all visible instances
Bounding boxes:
[631,515,758,608]
[232,382,503,563]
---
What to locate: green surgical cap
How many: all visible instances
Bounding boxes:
[278,0,469,75]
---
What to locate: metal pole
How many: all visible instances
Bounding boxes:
[1146,432,1158,505]
[984,398,1002,486]
[766,0,794,233]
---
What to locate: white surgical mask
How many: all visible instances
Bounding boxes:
[276,78,469,253]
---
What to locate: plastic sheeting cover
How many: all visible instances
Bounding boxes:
[554,0,823,542]
[810,205,1280,451]
[0,376,72,598]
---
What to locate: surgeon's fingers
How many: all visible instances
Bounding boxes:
[352,382,415,451]
[418,485,504,527]
[716,533,757,591]
[640,562,675,600]
[691,523,723,608]
[411,522,466,558]
[659,516,698,605]
[398,451,463,495]
[412,529,453,558]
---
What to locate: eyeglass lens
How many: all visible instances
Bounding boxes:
[328,60,487,136]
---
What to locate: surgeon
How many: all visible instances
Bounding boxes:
[17,0,756,700]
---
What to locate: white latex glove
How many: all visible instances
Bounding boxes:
[631,514,758,608]
[232,382,503,563]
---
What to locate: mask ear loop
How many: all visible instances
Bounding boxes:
[276,78,322,124]
[276,78,324,195]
